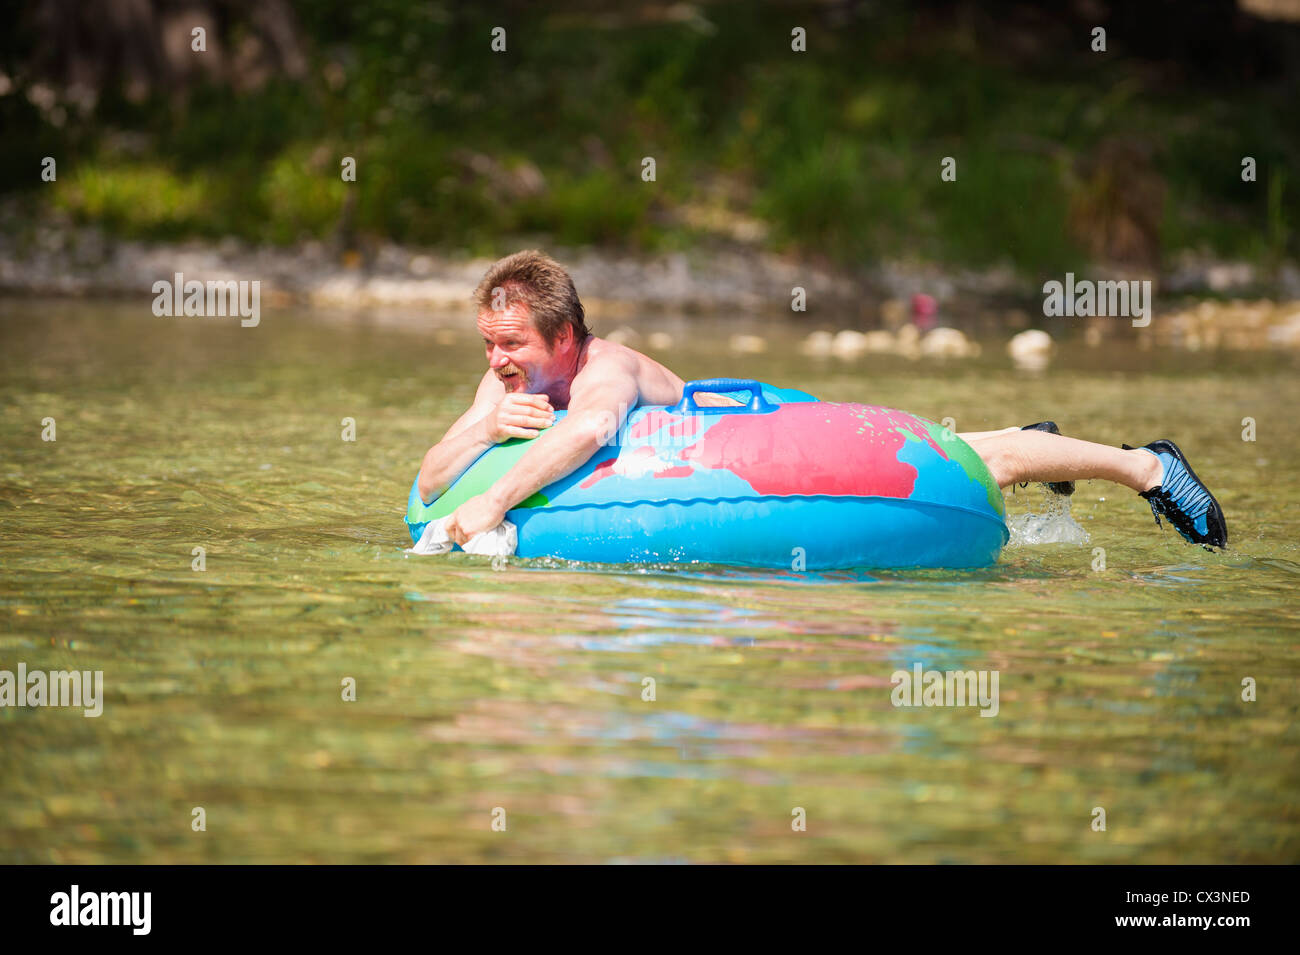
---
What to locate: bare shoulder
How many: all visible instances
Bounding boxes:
[580,336,684,405]
[576,336,652,383]
[579,336,743,406]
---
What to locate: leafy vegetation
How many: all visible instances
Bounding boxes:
[4,1,1297,273]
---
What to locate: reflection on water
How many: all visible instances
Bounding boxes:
[1,299,1297,863]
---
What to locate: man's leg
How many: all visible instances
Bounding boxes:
[956,426,1227,548]
[963,430,1161,492]
[955,427,1019,442]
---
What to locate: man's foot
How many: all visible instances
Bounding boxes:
[1121,439,1228,549]
[1020,421,1075,496]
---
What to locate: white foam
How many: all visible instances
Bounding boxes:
[1006,488,1091,546]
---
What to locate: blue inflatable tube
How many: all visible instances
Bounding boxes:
[405,379,1008,569]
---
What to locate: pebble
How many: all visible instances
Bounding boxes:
[830,329,867,359]
[1008,329,1053,371]
[729,334,767,354]
[605,327,641,346]
[919,327,978,358]
[800,330,835,357]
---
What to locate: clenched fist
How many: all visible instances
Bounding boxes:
[444,493,507,545]
[485,393,556,443]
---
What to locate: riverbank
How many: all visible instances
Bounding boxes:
[4,215,1300,327]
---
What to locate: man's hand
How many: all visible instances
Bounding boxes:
[485,393,555,444]
[459,351,640,520]
[444,493,508,546]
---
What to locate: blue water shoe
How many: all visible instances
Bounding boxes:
[1123,439,1227,549]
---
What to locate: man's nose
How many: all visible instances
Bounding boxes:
[489,346,509,367]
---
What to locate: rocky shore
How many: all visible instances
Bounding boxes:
[2,220,1298,355]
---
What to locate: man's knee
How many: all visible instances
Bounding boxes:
[979,440,1030,487]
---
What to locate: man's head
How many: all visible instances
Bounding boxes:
[472,250,590,394]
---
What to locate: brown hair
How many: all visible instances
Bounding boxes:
[472,250,589,349]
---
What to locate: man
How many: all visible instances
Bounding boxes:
[423,251,1226,550]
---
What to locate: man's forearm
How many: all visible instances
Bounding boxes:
[417,418,496,503]
[483,414,607,513]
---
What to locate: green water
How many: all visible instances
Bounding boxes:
[2,299,1297,863]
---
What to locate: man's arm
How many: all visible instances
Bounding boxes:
[416,372,553,503]
[415,407,494,505]
[479,355,641,516]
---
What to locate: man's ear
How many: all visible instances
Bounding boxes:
[552,324,574,353]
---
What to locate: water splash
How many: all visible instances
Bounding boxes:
[1006,487,1090,546]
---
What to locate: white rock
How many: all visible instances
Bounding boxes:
[605,326,642,346]
[729,333,768,354]
[831,329,868,359]
[920,327,975,358]
[800,330,835,357]
[1267,311,1300,348]
[1207,263,1255,292]
[1008,329,1052,358]
[1008,329,1053,371]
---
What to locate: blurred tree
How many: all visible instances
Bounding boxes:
[16,0,306,109]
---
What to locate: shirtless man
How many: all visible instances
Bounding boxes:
[423,251,1226,550]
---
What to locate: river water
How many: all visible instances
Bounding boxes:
[1,298,1296,862]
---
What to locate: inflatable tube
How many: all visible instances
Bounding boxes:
[405,379,1007,569]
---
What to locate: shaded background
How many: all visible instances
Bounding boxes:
[1,0,1297,283]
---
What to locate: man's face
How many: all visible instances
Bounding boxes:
[477,302,565,394]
